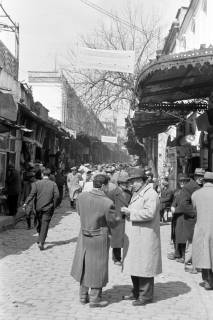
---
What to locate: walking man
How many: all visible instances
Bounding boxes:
[121,167,162,306]
[192,171,213,290]
[23,168,59,250]
[71,174,116,308]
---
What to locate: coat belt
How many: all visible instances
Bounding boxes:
[82,227,107,237]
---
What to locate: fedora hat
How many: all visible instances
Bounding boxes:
[204,171,213,181]
[117,172,129,183]
[194,168,205,176]
[128,167,148,181]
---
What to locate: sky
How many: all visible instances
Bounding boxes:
[1,0,190,81]
[0,0,190,124]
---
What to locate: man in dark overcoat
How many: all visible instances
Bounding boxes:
[23,168,59,250]
[5,164,21,216]
[71,174,116,308]
[159,179,173,222]
[108,173,131,265]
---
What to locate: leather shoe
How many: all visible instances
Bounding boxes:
[89,300,108,308]
[38,243,44,251]
[132,299,152,306]
[204,283,213,290]
[80,297,89,304]
[122,293,138,300]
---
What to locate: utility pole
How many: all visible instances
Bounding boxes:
[0,4,20,77]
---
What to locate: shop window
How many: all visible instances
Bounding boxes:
[202,0,207,14]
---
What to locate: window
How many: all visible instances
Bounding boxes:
[202,0,207,13]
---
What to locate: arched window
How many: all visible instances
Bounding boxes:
[202,0,207,14]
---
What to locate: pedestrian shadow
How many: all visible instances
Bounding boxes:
[0,198,76,259]
[45,237,78,250]
[102,281,191,305]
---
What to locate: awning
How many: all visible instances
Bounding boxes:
[0,92,17,121]
[132,111,179,138]
[136,47,213,103]
[0,117,19,133]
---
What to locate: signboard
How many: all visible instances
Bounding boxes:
[77,47,135,74]
[101,135,117,144]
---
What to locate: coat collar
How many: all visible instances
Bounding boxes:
[89,189,106,197]
[130,183,152,204]
[203,182,213,188]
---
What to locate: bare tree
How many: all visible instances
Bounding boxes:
[62,2,162,116]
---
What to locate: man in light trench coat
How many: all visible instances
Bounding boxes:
[192,171,213,290]
[121,167,162,306]
[71,173,116,307]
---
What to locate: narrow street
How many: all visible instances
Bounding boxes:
[0,197,212,320]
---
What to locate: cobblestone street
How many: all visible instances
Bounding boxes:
[0,198,213,320]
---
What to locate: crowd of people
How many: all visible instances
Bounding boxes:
[2,161,213,307]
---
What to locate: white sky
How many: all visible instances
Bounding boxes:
[1,0,189,81]
[0,0,190,124]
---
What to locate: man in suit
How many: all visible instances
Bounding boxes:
[71,174,116,308]
[23,168,59,250]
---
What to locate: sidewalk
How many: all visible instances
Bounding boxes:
[0,207,26,232]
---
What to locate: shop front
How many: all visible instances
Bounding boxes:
[126,47,213,188]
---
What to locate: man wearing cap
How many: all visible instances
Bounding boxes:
[108,173,131,265]
[67,167,82,208]
[121,167,162,306]
[192,171,213,290]
[71,174,116,307]
[159,179,173,222]
[82,170,93,192]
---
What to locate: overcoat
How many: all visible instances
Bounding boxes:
[71,189,114,288]
[109,186,131,248]
[192,183,213,270]
[173,179,199,243]
[67,172,82,200]
[123,184,162,277]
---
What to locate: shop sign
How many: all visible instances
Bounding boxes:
[0,92,17,121]
[77,47,135,74]
[101,136,117,144]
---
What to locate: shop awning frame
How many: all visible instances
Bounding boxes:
[136,47,213,104]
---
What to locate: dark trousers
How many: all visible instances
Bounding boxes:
[7,194,19,216]
[112,248,121,262]
[57,186,63,206]
[202,269,213,287]
[26,209,36,229]
[175,243,186,259]
[36,209,53,245]
[131,276,154,301]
